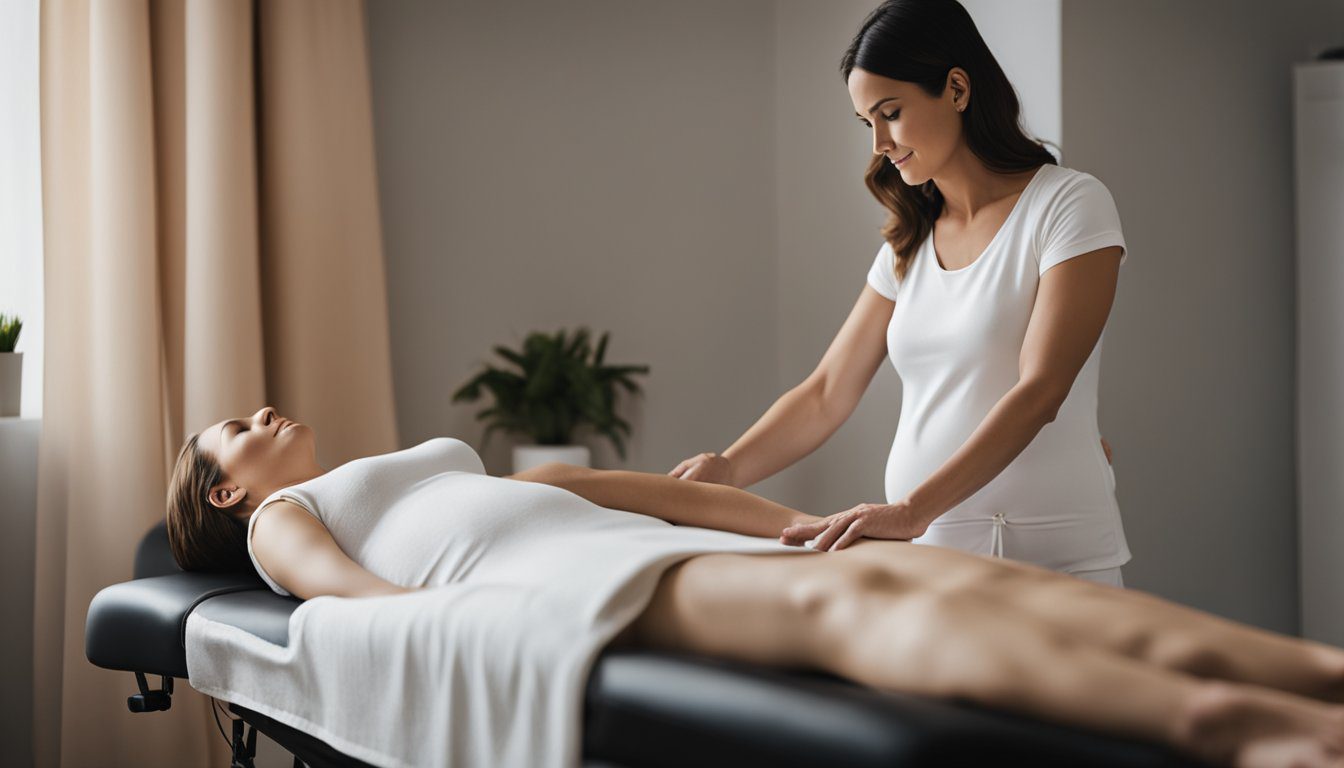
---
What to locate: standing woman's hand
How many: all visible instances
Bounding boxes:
[669,451,737,486]
[779,501,929,551]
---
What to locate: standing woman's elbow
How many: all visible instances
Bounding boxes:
[1019,378,1069,424]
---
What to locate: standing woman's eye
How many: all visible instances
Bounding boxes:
[858,110,899,128]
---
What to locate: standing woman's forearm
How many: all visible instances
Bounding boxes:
[720,379,847,489]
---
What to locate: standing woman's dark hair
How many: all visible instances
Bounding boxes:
[840,0,1059,282]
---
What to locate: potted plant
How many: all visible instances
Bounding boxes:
[0,313,22,418]
[451,327,650,473]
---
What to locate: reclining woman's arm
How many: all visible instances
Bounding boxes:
[252,501,419,600]
[511,464,821,539]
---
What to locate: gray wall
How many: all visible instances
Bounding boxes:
[1061,0,1344,634]
[366,0,1343,635]
[367,0,795,501]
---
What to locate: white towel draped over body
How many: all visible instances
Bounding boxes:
[185,438,815,768]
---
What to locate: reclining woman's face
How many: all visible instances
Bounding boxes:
[196,405,322,520]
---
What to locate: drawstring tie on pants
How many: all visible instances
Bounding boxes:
[990,511,1007,558]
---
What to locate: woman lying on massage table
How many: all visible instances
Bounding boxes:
[168,407,1344,768]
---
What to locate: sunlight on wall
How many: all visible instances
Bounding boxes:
[0,0,43,418]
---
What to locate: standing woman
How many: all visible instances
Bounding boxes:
[670,0,1132,586]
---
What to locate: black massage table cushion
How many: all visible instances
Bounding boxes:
[85,523,1208,767]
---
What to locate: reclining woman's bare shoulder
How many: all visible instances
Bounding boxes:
[251,501,418,601]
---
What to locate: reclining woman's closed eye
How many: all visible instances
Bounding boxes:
[166,407,1344,768]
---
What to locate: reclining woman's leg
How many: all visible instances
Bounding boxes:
[516,462,1344,704]
[835,539,1344,703]
[956,556,1344,704]
[625,552,1344,767]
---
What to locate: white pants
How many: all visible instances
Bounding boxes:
[914,516,1129,588]
[1069,566,1124,588]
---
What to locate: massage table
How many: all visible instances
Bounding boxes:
[85,522,1208,768]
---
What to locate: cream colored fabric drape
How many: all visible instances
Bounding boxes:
[35,0,398,765]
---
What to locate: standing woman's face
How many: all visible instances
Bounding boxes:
[847,66,969,185]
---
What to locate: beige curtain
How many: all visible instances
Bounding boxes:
[34,0,399,765]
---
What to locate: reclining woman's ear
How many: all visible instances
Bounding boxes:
[166,405,324,573]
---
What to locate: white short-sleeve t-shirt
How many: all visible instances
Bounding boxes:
[865,163,1131,573]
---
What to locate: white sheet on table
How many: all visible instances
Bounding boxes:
[186,531,813,768]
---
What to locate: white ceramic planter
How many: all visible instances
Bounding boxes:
[512,444,591,473]
[0,352,21,417]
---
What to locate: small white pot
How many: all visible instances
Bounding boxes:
[512,444,591,473]
[0,352,21,417]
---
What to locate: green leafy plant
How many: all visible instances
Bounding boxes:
[0,313,21,353]
[451,327,650,460]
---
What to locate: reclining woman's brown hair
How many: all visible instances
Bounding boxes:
[166,433,252,573]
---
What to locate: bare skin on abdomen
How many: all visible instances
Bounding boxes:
[514,463,1344,766]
